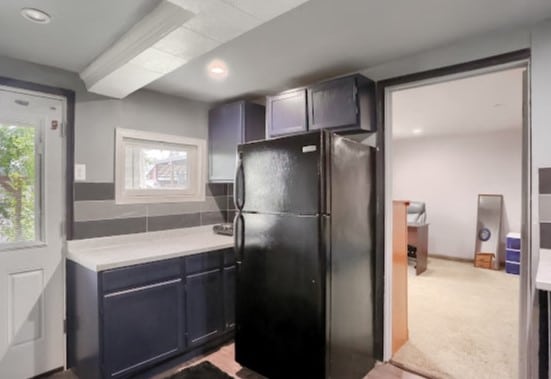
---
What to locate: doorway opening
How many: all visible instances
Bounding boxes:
[383,60,529,379]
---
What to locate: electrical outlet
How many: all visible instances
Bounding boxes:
[74,164,86,181]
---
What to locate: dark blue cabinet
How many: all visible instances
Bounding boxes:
[266,88,308,138]
[208,101,265,182]
[185,269,224,345]
[102,279,184,377]
[67,248,235,379]
[265,74,376,137]
[308,74,375,132]
[224,265,236,330]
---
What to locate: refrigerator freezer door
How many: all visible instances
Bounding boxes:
[235,212,325,378]
[328,134,376,378]
[236,132,324,215]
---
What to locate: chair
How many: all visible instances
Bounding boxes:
[407,202,427,260]
[407,201,427,225]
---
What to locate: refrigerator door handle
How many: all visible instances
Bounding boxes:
[235,155,245,210]
[234,213,244,263]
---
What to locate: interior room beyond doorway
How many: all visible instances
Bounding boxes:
[388,66,525,379]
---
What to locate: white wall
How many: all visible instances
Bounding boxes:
[0,55,209,182]
[392,130,522,261]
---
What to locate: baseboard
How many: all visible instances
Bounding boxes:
[429,254,507,269]
[429,254,473,263]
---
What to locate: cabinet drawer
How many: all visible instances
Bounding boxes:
[506,249,520,262]
[102,258,181,293]
[185,251,222,274]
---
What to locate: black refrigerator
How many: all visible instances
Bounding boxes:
[233,130,376,379]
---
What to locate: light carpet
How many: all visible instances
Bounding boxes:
[392,258,519,379]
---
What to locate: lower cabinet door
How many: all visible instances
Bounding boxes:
[186,269,224,345]
[224,266,236,330]
[102,279,183,378]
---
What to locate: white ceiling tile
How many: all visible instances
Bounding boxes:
[183,0,262,42]
[129,48,187,74]
[154,26,220,60]
[220,0,309,20]
[89,64,164,99]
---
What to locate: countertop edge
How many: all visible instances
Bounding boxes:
[66,241,234,272]
[66,226,234,272]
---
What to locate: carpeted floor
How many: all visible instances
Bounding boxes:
[392,258,519,379]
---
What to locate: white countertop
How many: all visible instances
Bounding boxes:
[536,249,551,291]
[67,225,234,272]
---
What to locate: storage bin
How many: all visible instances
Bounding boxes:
[506,232,521,250]
[506,261,520,275]
[506,248,520,263]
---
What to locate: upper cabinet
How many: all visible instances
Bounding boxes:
[266,74,376,138]
[266,88,308,138]
[208,101,265,182]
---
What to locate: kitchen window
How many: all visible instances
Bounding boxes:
[115,128,206,204]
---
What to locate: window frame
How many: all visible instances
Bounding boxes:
[115,128,206,204]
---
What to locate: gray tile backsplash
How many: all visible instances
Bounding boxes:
[73,217,147,239]
[540,168,551,195]
[540,169,551,249]
[72,182,233,239]
[74,182,115,201]
[148,213,201,232]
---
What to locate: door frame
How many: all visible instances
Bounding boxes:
[0,77,75,373]
[374,49,533,377]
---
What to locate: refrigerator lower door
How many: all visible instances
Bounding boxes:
[235,212,325,379]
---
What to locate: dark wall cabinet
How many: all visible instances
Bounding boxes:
[266,88,308,137]
[67,249,236,379]
[266,74,376,138]
[209,101,265,182]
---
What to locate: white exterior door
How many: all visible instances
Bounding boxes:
[0,86,66,378]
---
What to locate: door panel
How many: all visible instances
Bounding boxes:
[223,266,236,330]
[266,88,308,137]
[102,280,183,377]
[237,132,322,215]
[0,88,65,379]
[209,102,243,182]
[235,212,324,378]
[186,269,223,345]
[308,76,358,130]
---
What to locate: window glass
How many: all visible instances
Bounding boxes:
[115,129,205,204]
[0,123,39,244]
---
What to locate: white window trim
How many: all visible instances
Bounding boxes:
[115,128,206,204]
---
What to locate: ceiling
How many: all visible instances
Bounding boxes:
[0,0,550,103]
[391,68,524,139]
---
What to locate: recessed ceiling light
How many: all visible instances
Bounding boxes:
[207,59,228,80]
[412,129,423,135]
[21,8,51,24]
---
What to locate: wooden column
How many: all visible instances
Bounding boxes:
[392,201,409,355]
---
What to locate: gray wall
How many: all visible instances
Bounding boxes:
[0,54,209,182]
[0,55,227,239]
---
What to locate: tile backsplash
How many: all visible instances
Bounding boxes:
[540,168,551,249]
[72,182,234,239]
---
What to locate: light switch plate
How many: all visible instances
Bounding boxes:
[74,164,86,181]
